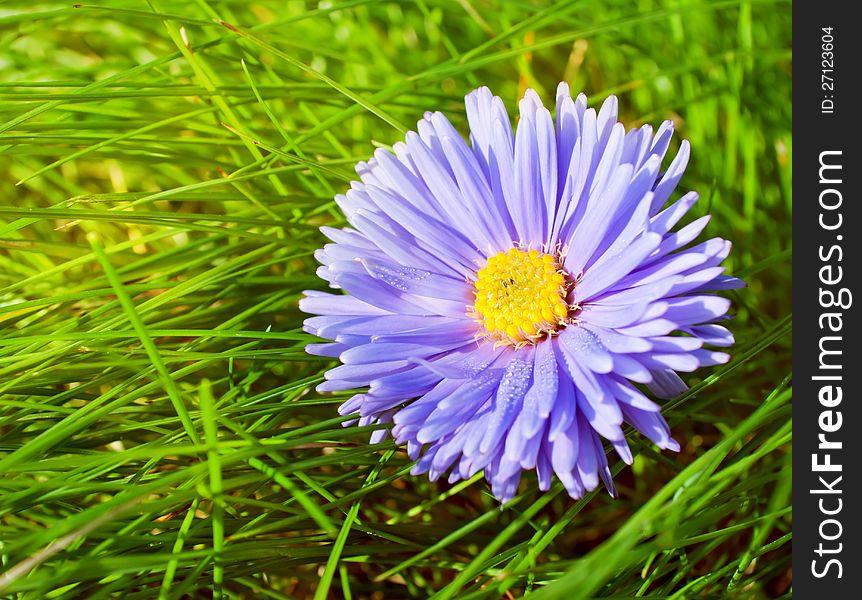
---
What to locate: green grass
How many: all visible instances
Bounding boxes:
[0,0,791,598]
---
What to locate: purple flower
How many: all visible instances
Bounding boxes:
[301,83,742,503]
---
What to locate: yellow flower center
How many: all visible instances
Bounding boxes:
[470,248,571,346]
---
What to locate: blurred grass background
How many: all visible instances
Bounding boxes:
[0,0,791,598]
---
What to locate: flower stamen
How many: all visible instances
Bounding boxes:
[469,248,572,346]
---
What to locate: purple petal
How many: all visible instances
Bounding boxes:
[557,327,614,374]
[360,257,469,302]
[574,232,662,301]
[645,369,689,399]
[650,139,690,214]
[478,350,534,454]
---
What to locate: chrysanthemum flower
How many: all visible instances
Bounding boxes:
[301,83,742,502]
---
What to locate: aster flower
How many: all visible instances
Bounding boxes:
[301,83,742,503]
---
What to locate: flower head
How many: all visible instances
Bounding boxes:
[301,83,742,502]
